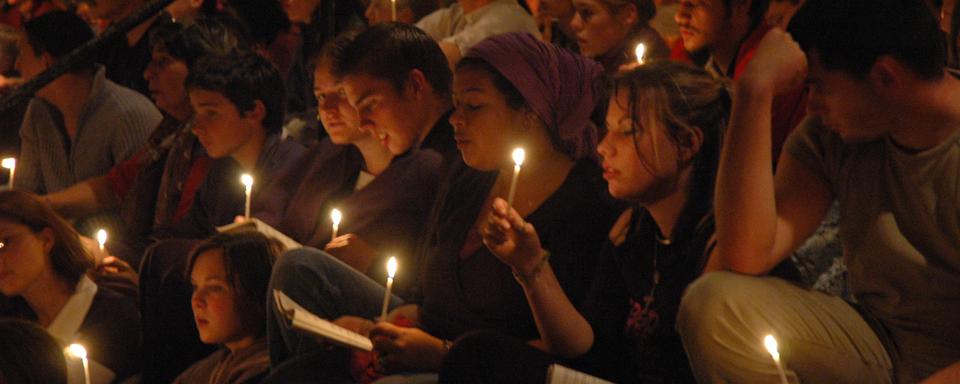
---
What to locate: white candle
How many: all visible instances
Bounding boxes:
[764,334,789,384]
[635,43,646,65]
[68,343,91,384]
[1,157,15,188]
[506,148,525,207]
[391,0,397,21]
[380,256,398,320]
[240,174,253,220]
[96,229,107,252]
[330,208,342,241]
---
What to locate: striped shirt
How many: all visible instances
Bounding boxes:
[17,66,162,194]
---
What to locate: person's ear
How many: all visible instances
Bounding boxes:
[38,227,55,255]
[406,69,428,100]
[679,126,704,163]
[244,100,268,125]
[868,56,905,95]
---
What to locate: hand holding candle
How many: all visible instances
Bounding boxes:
[96,229,107,252]
[1,157,15,188]
[764,334,789,384]
[506,148,525,207]
[330,208,342,241]
[635,43,646,65]
[240,174,253,220]
[68,343,91,384]
[380,256,398,320]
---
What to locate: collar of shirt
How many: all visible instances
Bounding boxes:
[47,275,98,343]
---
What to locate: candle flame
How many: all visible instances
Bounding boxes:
[240,174,253,188]
[512,148,525,167]
[96,229,107,246]
[331,209,342,226]
[763,334,780,361]
[635,43,646,65]
[387,256,398,278]
[67,343,88,359]
[1,158,14,169]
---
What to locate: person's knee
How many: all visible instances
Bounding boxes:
[271,248,331,288]
[677,271,772,341]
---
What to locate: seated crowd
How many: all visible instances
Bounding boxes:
[0,0,958,383]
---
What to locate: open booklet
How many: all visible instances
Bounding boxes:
[546,364,614,384]
[273,290,374,351]
[216,218,302,251]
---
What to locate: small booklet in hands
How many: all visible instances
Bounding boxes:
[272,290,374,351]
[546,364,614,384]
[217,218,302,251]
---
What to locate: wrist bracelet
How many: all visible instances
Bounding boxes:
[512,250,551,286]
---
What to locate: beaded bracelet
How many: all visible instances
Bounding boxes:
[512,250,551,286]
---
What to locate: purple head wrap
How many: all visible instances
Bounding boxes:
[464,33,604,160]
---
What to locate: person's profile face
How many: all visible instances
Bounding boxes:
[569,0,633,58]
[675,0,726,54]
[189,89,260,159]
[144,47,191,120]
[14,34,45,82]
[449,67,528,171]
[805,55,889,143]
[342,72,420,155]
[0,219,49,298]
[314,61,365,145]
[190,249,248,347]
[598,88,682,203]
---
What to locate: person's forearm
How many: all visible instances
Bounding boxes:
[715,78,779,274]
[519,263,594,358]
[45,176,118,218]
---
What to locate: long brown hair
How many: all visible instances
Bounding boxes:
[0,190,93,288]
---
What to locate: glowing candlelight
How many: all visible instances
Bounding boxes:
[96,229,107,252]
[240,174,253,220]
[330,208,342,241]
[506,148,525,206]
[380,256,398,320]
[635,43,646,65]
[764,334,789,384]
[391,0,397,21]
[1,157,15,188]
[68,343,91,384]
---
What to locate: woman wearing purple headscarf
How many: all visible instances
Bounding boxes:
[262,32,620,382]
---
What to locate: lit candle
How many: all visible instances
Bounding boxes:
[240,174,253,220]
[96,229,107,252]
[68,343,91,384]
[764,334,789,384]
[1,157,15,188]
[506,148,525,207]
[380,256,398,320]
[330,208,342,241]
[391,0,397,21]
[635,43,646,65]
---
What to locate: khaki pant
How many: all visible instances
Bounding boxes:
[676,272,893,383]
